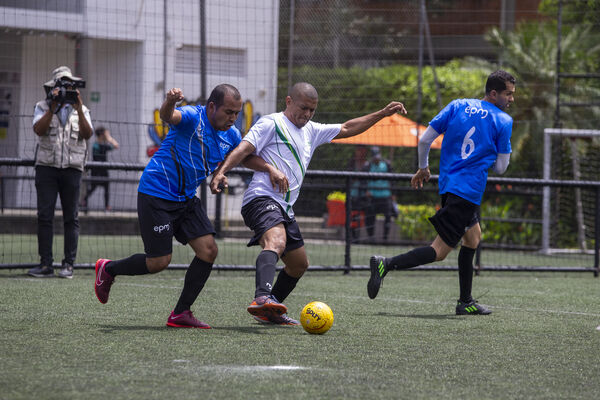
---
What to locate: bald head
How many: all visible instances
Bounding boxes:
[284,82,319,128]
[289,82,318,101]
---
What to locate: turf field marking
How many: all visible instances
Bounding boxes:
[12,278,55,283]
[121,282,182,290]
[203,365,309,372]
[174,364,310,373]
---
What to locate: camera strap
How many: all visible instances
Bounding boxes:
[54,102,65,114]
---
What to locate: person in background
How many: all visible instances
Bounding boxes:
[367,70,516,315]
[365,146,394,241]
[347,145,369,242]
[28,66,93,279]
[84,126,119,211]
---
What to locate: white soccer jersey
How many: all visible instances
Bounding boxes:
[242,112,341,217]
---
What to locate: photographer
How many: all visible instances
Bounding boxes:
[28,66,93,279]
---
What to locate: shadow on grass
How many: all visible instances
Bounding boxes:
[0,273,44,279]
[99,324,168,333]
[374,312,460,320]
[211,325,295,334]
[98,324,281,334]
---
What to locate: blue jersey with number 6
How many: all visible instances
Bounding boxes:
[429,98,512,205]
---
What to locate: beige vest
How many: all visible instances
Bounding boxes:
[34,101,88,171]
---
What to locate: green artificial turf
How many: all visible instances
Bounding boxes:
[1,234,595,269]
[1,270,599,399]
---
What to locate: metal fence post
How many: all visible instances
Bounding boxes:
[214,191,222,238]
[542,129,551,254]
[344,177,352,274]
[595,186,599,277]
[474,243,481,276]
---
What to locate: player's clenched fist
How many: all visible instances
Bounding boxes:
[166,88,184,104]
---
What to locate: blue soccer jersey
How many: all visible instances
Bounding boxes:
[138,105,242,202]
[429,98,512,205]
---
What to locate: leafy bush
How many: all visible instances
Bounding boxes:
[395,204,438,241]
[480,201,541,246]
[393,199,542,246]
[326,191,346,202]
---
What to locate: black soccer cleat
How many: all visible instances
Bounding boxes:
[455,299,492,315]
[367,255,388,299]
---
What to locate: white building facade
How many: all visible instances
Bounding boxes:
[0,0,280,209]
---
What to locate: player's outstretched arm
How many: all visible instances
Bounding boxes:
[160,88,184,125]
[335,101,407,139]
[210,141,256,194]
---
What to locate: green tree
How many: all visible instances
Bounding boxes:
[539,0,600,28]
[483,21,600,177]
[278,61,489,173]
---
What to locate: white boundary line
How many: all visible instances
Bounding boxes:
[173,363,311,372]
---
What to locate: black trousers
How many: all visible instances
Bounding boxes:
[86,170,110,208]
[35,166,82,266]
[366,196,393,239]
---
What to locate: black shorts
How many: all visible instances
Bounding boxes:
[241,196,304,254]
[137,192,215,258]
[428,192,480,248]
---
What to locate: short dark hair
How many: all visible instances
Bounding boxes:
[207,84,241,108]
[95,126,107,136]
[485,70,516,94]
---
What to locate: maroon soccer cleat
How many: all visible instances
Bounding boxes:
[166,310,211,329]
[94,259,115,304]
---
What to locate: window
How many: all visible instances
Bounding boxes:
[175,45,246,77]
[1,0,82,14]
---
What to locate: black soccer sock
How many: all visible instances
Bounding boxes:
[173,257,213,315]
[255,250,279,298]
[105,254,148,277]
[271,268,300,303]
[458,246,476,303]
[388,246,437,270]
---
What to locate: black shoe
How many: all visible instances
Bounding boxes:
[455,299,492,315]
[27,265,54,278]
[57,263,73,279]
[367,255,388,299]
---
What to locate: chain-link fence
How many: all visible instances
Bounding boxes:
[0,0,598,273]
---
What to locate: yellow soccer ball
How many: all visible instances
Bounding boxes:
[300,301,334,334]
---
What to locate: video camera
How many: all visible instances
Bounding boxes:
[46,78,86,105]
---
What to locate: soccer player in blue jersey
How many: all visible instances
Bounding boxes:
[93,85,286,328]
[367,70,516,315]
[210,82,407,325]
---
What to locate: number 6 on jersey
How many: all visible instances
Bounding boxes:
[461,126,476,159]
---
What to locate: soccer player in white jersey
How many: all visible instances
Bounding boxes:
[367,70,516,315]
[211,82,406,325]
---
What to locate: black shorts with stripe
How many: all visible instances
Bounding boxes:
[428,192,480,248]
[241,196,304,255]
[137,192,215,258]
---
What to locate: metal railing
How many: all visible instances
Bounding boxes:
[1,157,599,276]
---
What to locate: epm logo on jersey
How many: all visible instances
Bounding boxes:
[465,106,488,119]
[219,142,231,153]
